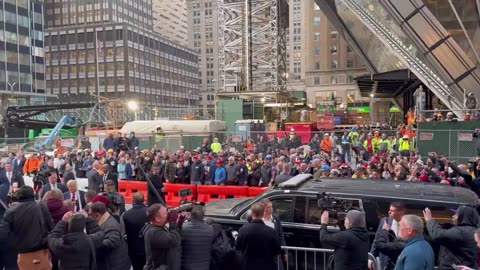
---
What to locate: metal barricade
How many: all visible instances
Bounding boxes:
[278,246,380,270]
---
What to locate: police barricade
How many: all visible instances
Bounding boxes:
[163,183,196,207]
[248,187,268,197]
[279,246,379,270]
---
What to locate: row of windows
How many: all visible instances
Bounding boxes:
[46,47,123,61]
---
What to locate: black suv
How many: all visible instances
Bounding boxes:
[205,174,479,248]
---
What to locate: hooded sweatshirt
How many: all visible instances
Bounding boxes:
[319,225,369,270]
[426,206,480,270]
[46,198,70,224]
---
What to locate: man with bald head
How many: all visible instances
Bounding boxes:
[123,192,148,270]
[87,160,103,193]
[235,203,281,270]
[64,180,86,211]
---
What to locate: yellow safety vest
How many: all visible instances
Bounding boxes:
[399,140,410,151]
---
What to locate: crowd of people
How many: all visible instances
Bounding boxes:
[0,123,480,270]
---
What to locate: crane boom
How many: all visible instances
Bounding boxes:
[36,115,80,150]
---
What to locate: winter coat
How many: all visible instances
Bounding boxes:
[394,235,434,270]
[372,227,406,270]
[142,222,181,270]
[190,161,205,183]
[319,225,369,270]
[0,199,54,253]
[97,215,131,270]
[48,218,105,270]
[122,204,148,263]
[426,206,480,270]
[181,220,214,270]
[235,220,281,270]
[46,198,70,225]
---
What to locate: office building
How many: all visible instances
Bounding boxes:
[0,0,47,101]
[44,0,199,111]
[153,0,188,46]
[187,0,218,115]
[304,0,368,108]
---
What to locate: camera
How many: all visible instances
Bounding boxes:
[168,201,205,213]
[317,192,354,221]
[103,191,122,214]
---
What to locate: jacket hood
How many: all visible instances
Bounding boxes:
[46,198,66,212]
[349,227,369,242]
[457,206,480,227]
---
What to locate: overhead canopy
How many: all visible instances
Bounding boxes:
[355,69,420,98]
[121,120,227,135]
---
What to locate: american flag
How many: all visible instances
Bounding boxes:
[96,38,103,57]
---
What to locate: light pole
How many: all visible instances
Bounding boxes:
[127,100,139,121]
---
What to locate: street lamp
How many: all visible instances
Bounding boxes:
[127,100,139,120]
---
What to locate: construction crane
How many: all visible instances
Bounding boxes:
[35,115,79,150]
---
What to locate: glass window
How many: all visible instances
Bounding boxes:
[0,30,4,42]
[314,76,320,85]
[6,51,18,64]
[19,35,29,46]
[314,32,320,41]
[19,54,29,65]
[331,76,337,84]
[314,62,320,70]
[330,31,338,39]
[347,58,354,68]
[5,11,16,25]
[330,60,338,69]
[314,3,320,10]
[313,17,320,25]
[314,46,320,56]
[6,31,17,44]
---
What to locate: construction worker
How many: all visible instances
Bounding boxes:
[378,133,391,155]
[320,133,334,155]
[399,135,410,157]
[372,131,382,153]
[23,154,41,175]
[407,108,416,126]
[348,127,359,146]
[363,133,378,156]
[391,131,402,153]
[210,138,222,154]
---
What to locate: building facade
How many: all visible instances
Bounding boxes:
[44,0,199,111]
[153,0,188,47]
[45,23,199,109]
[0,0,47,97]
[187,0,218,115]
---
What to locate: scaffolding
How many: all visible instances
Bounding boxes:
[218,0,288,94]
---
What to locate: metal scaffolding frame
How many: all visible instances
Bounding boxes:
[218,0,287,94]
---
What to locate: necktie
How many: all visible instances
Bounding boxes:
[7,172,11,181]
[71,193,77,212]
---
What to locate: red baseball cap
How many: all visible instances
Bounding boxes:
[193,155,199,159]
[206,155,213,161]
[92,195,110,208]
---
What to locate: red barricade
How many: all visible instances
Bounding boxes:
[164,183,196,207]
[118,180,148,204]
[248,187,268,197]
[197,185,249,203]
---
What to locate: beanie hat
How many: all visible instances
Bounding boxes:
[92,195,110,208]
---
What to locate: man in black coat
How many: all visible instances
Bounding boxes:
[41,171,67,199]
[148,165,165,206]
[142,204,182,270]
[122,192,148,270]
[319,209,369,270]
[235,203,281,270]
[13,153,26,175]
[181,205,214,270]
[102,164,118,191]
[424,206,480,270]
[48,211,105,270]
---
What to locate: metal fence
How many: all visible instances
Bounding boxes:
[279,246,380,270]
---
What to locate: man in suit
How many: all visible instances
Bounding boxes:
[63,180,86,212]
[13,152,26,175]
[41,170,67,198]
[87,161,103,193]
[370,201,407,270]
[102,164,118,191]
[2,161,25,191]
[63,164,76,183]
[235,203,281,270]
[122,192,148,270]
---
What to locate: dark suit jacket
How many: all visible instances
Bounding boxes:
[0,170,25,189]
[235,220,281,270]
[63,171,76,183]
[13,158,26,174]
[102,171,118,190]
[41,183,67,199]
[371,217,395,269]
[63,190,86,210]
[122,204,148,260]
[87,169,102,193]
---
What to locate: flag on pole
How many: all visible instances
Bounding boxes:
[97,38,103,57]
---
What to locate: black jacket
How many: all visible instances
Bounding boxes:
[181,220,214,270]
[373,228,406,270]
[0,200,54,253]
[426,206,480,270]
[48,218,105,270]
[41,182,68,199]
[122,204,148,260]
[189,161,205,183]
[319,225,369,270]
[0,170,25,189]
[142,222,181,270]
[97,215,131,270]
[235,220,281,270]
[147,173,165,206]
